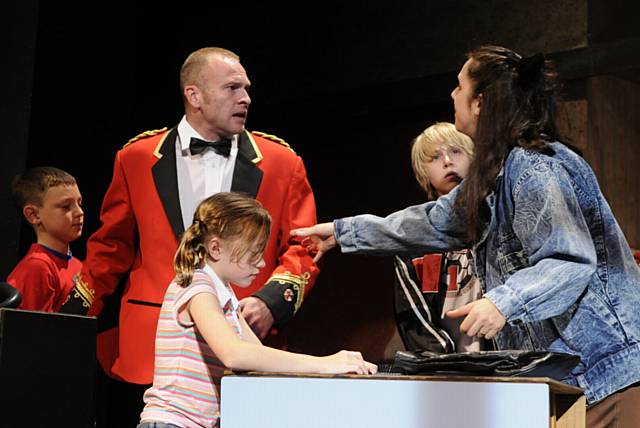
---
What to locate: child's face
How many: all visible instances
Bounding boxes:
[425,146,471,197]
[210,237,266,287]
[27,184,83,250]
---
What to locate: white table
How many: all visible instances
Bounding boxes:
[221,373,584,428]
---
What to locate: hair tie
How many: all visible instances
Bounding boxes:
[515,53,545,89]
[192,242,206,267]
[192,218,207,233]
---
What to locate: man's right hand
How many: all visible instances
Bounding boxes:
[239,296,274,340]
[290,222,337,263]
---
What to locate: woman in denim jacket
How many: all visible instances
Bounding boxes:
[293,46,640,427]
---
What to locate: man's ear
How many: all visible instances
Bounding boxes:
[184,85,202,109]
[23,204,40,226]
[206,236,222,261]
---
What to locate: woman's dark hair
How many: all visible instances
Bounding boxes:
[454,45,566,242]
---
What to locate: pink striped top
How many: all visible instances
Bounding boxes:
[140,264,242,428]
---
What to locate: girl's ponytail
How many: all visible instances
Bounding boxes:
[174,219,208,287]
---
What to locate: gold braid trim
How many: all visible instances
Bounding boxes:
[252,131,296,154]
[124,127,168,148]
[268,271,311,313]
[71,273,96,308]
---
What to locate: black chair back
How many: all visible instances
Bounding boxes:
[0,282,21,308]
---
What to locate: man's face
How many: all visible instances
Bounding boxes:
[193,55,252,140]
[451,59,480,139]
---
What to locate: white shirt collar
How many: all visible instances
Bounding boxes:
[201,263,240,312]
[177,116,238,155]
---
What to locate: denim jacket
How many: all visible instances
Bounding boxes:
[335,142,640,403]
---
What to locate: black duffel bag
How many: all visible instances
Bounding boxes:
[393,349,580,380]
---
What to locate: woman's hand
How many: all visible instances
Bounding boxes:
[291,222,338,263]
[446,298,506,340]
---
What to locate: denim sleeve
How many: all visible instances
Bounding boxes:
[485,162,597,323]
[334,185,468,256]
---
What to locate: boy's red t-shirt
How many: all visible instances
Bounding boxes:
[7,243,82,312]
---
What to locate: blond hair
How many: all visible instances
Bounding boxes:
[411,122,474,200]
[174,192,271,287]
[179,47,240,92]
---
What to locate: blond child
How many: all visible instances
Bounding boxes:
[139,192,376,428]
[7,167,84,312]
[393,122,486,353]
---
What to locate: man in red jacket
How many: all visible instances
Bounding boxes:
[65,47,319,427]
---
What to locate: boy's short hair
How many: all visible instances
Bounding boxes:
[411,122,474,198]
[12,167,77,211]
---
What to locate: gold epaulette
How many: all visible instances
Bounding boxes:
[252,131,295,154]
[124,127,168,148]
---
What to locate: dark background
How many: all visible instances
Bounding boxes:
[3,1,639,360]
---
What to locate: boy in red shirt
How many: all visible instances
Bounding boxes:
[7,167,84,312]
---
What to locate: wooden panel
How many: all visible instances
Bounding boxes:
[553,394,587,428]
[587,75,640,248]
[557,100,588,152]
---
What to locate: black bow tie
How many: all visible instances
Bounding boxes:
[189,137,232,157]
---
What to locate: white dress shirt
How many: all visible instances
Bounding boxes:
[175,116,239,230]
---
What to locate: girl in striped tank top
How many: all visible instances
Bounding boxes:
[138,192,377,428]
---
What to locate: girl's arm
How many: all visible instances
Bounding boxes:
[189,292,376,375]
[238,312,262,345]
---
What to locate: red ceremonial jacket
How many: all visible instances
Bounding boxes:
[69,127,319,384]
